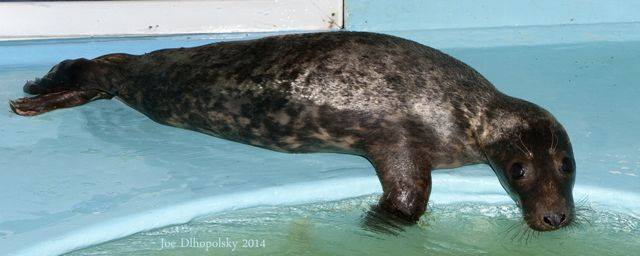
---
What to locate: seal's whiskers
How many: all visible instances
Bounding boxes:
[572,196,594,227]
[514,135,534,159]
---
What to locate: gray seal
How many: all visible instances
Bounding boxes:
[10,32,575,231]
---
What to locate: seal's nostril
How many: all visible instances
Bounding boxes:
[543,214,564,228]
[560,214,566,223]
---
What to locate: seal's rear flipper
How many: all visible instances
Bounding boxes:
[9,90,112,116]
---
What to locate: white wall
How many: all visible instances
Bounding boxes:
[0,0,343,40]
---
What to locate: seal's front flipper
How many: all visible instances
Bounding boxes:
[9,89,112,116]
[361,204,415,235]
[365,137,432,222]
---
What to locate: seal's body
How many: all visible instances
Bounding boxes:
[112,32,488,167]
[10,32,576,231]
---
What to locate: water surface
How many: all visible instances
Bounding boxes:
[68,196,640,256]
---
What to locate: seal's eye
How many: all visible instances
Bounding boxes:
[510,162,525,180]
[561,157,573,173]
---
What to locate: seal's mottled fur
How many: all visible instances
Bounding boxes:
[10,32,576,231]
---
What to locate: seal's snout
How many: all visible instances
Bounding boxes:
[542,212,567,229]
[526,207,572,231]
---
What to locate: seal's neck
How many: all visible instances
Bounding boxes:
[472,93,550,162]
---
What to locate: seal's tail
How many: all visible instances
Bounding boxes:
[9,89,112,116]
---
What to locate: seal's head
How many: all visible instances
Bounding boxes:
[481,98,575,231]
[10,58,118,116]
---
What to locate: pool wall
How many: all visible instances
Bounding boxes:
[346,0,640,48]
[346,0,640,31]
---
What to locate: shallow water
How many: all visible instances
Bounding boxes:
[67,195,640,256]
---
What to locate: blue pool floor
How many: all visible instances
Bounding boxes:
[1,28,639,255]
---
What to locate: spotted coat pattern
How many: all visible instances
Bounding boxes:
[12,32,575,229]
